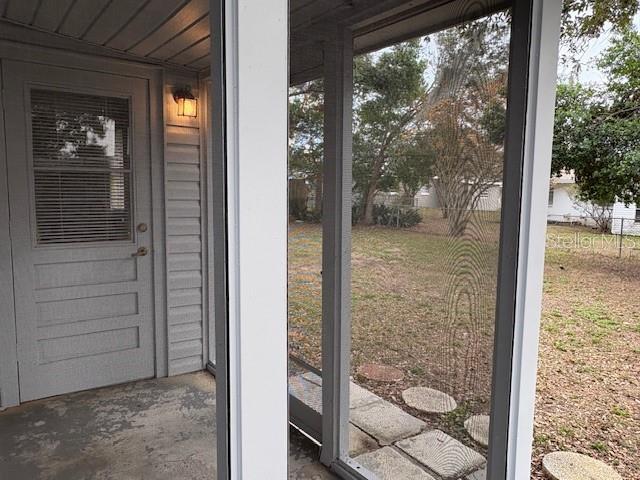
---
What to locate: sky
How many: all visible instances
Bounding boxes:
[558,12,640,85]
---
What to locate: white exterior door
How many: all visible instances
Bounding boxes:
[3,61,155,402]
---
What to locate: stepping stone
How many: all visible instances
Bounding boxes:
[542,452,622,480]
[402,387,457,414]
[351,400,425,445]
[464,415,490,447]
[350,382,382,409]
[302,371,322,386]
[396,430,486,480]
[466,467,486,480]
[355,447,436,480]
[357,363,404,382]
[291,374,382,412]
[289,375,322,414]
[349,424,379,457]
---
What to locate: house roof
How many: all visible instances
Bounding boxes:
[550,171,576,185]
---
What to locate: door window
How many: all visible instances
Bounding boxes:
[30,89,132,244]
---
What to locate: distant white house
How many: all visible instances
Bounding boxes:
[547,171,640,235]
[547,172,589,223]
[413,182,503,211]
[611,203,640,236]
[372,172,640,236]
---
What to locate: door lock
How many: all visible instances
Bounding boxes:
[132,246,149,257]
[137,223,148,233]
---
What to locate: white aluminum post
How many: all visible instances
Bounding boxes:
[507,0,562,478]
[219,0,289,478]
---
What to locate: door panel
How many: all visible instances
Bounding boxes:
[3,61,155,402]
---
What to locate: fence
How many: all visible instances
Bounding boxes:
[355,206,640,258]
[547,214,640,258]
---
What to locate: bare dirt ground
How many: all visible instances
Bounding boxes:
[288,220,640,478]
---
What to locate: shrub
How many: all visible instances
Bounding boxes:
[372,204,422,228]
[351,202,422,227]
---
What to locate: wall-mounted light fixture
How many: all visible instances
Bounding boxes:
[173,86,198,118]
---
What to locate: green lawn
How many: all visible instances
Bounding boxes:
[288,219,640,477]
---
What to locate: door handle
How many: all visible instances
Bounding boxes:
[132,246,149,257]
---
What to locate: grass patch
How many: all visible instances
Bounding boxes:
[288,221,640,479]
[558,426,575,438]
[441,401,474,440]
[575,304,620,330]
[591,441,609,453]
[534,433,551,447]
[611,405,630,418]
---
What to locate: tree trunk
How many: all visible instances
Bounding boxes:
[432,179,448,218]
[401,185,416,206]
[361,181,378,225]
[447,207,470,237]
[313,172,323,217]
[359,152,387,224]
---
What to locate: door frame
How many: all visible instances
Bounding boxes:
[0,59,19,409]
[0,43,167,409]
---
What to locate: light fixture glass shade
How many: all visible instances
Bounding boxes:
[177,96,198,117]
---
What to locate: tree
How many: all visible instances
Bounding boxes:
[551,83,595,176]
[560,0,639,71]
[388,135,434,204]
[598,28,640,109]
[289,80,324,218]
[561,0,639,41]
[420,14,509,236]
[352,41,427,224]
[552,30,640,224]
[575,201,614,232]
[288,3,639,229]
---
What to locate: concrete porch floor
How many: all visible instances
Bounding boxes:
[0,372,335,480]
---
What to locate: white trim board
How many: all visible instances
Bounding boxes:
[507,0,562,478]
[221,0,289,478]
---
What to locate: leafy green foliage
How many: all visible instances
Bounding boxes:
[560,0,639,66]
[371,204,422,228]
[387,140,434,202]
[562,0,638,41]
[353,41,428,224]
[352,203,422,228]
[598,28,640,107]
[552,30,640,207]
[289,80,324,215]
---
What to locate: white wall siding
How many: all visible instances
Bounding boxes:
[611,202,640,236]
[476,184,502,211]
[164,77,207,376]
[376,183,502,211]
[415,188,439,208]
[547,184,586,221]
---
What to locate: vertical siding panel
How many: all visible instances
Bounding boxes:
[164,78,205,376]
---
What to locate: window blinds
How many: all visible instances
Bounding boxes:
[30,89,132,244]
